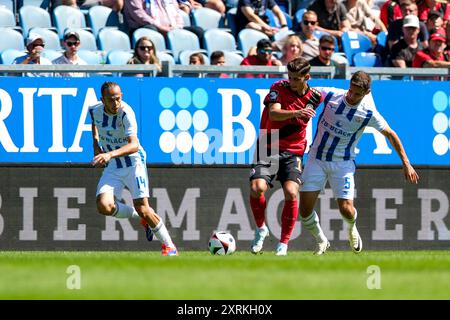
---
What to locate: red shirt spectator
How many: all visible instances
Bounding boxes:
[413,28,450,67]
[417,0,450,23]
[240,38,281,78]
[380,0,403,29]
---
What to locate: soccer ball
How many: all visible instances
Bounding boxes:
[208,231,236,255]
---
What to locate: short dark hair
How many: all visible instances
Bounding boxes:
[351,71,371,92]
[319,35,335,46]
[287,57,311,75]
[210,50,224,63]
[257,38,272,50]
[101,81,120,96]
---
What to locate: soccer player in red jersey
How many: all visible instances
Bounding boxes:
[249,57,322,256]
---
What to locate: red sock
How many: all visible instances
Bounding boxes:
[250,195,266,228]
[280,199,298,244]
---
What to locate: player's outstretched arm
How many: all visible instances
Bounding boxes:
[381,126,419,184]
[268,103,316,121]
[92,136,139,167]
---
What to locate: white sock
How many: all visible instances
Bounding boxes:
[342,208,357,228]
[112,201,140,219]
[151,220,175,248]
[301,211,328,243]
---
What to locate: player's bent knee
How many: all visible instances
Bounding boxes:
[96,200,115,216]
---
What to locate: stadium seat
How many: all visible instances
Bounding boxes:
[225,7,237,36]
[192,7,223,30]
[179,9,191,27]
[21,0,49,8]
[223,51,244,66]
[273,28,294,42]
[353,52,382,67]
[376,31,387,49]
[341,31,372,66]
[52,5,88,39]
[0,48,25,64]
[179,50,209,65]
[65,28,97,51]
[19,5,54,37]
[98,28,131,52]
[167,28,202,62]
[237,29,269,56]
[293,8,306,31]
[157,51,175,65]
[87,5,120,38]
[203,28,238,56]
[0,0,14,13]
[106,50,133,65]
[265,9,292,29]
[0,28,25,52]
[29,27,61,50]
[313,30,339,50]
[0,6,16,28]
[77,49,104,64]
[41,49,62,61]
[132,28,169,53]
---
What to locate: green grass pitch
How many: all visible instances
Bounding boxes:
[1,250,449,299]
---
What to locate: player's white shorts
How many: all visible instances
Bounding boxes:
[301,157,355,200]
[96,162,150,199]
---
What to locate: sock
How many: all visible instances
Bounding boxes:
[112,201,140,219]
[342,208,357,228]
[151,220,175,248]
[250,195,266,228]
[301,210,328,243]
[280,199,298,244]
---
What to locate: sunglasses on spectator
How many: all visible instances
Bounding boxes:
[66,41,80,47]
[259,49,273,54]
[139,46,153,51]
[320,46,335,51]
[303,20,317,25]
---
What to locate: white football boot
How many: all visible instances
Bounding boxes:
[251,225,269,254]
[313,240,330,255]
[275,242,288,256]
[349,225,362,253]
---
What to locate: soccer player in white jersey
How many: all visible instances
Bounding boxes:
[299,71,419,255]
[90,81,178,256]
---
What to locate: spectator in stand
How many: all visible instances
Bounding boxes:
[126,36,161,76]
[178,0,226,15]
[344,0,387,45]
[307,0,351,40]
[379,0,403,29]
[52,31,88,77]
[207,50,230,78]
[13,33,52,77]
[446,21,450,50]
[279,34,303,65]
[413,28,450,69]
[296,10,320,61]
[123,0,204,40]
[389,15,424,67]
[417,0,450,24]
[235,0,289,38]
[189,52,206,65]
[309,34,340,68]
[55,0,124,12]
[240,38,282,78]
[387,0,429,51]
[425,10,444,34]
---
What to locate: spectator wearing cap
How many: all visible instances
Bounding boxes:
[417,0,450,24]
[52,31,88,77]
[413,28,450,68]
[389,15,424,68]
[425,10,444,35]
[387,1,429,51]
[240,38,281,78]
[12,33,52,77]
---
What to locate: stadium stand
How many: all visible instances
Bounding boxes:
[97,28,131,52]
[203,28,239,56]
[353,52,383,67]
[107,50,133,65]
[0,28,25,51]
[87,5,120,38]
[223,51,244,66]
[65,28,98,51]
[237,29,269,56]
[132,28,169,54]
[0,48,24,64]
[167,28,203,63]
[28,27,61,50]
[19,5,54,37]
[192,7,224,31]
[52,5,88,39]
[341,31,373,66]
[179,50,210,65]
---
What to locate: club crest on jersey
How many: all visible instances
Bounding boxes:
[268,90,279,101]
[306,103,314,109]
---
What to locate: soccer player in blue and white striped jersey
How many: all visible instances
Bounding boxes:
[90,81,178,256]
[299,71,419,255]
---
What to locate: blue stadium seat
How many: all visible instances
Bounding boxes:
[0,0,14,13]
[203,28,238,56]
[107,50,133,65]
[132,28,168,53]
[313,30,339,50]
[293,8,306,31]
[0,6,16,28]
[41,49,63,61]
[98,28,131,52]
[353,52,382,67]
[20,0,49,8]
[157,51,175,65]
[265,8,292,29]
[77,49,104,64]
[52,5,88,39]
[192,7,223,30]
[0,48,25,64]
[223,51,244,66]
[29,27,61,50]
[19,5,54,37]
[237,29,269,56]
[65,28,98,51]
[273,28,294,42]
[179,50,209,65]
[0,28,25,52]
[342,31,373,66]
[167,28,201,62]
[377,31,387,49]
[87,5,120,38]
